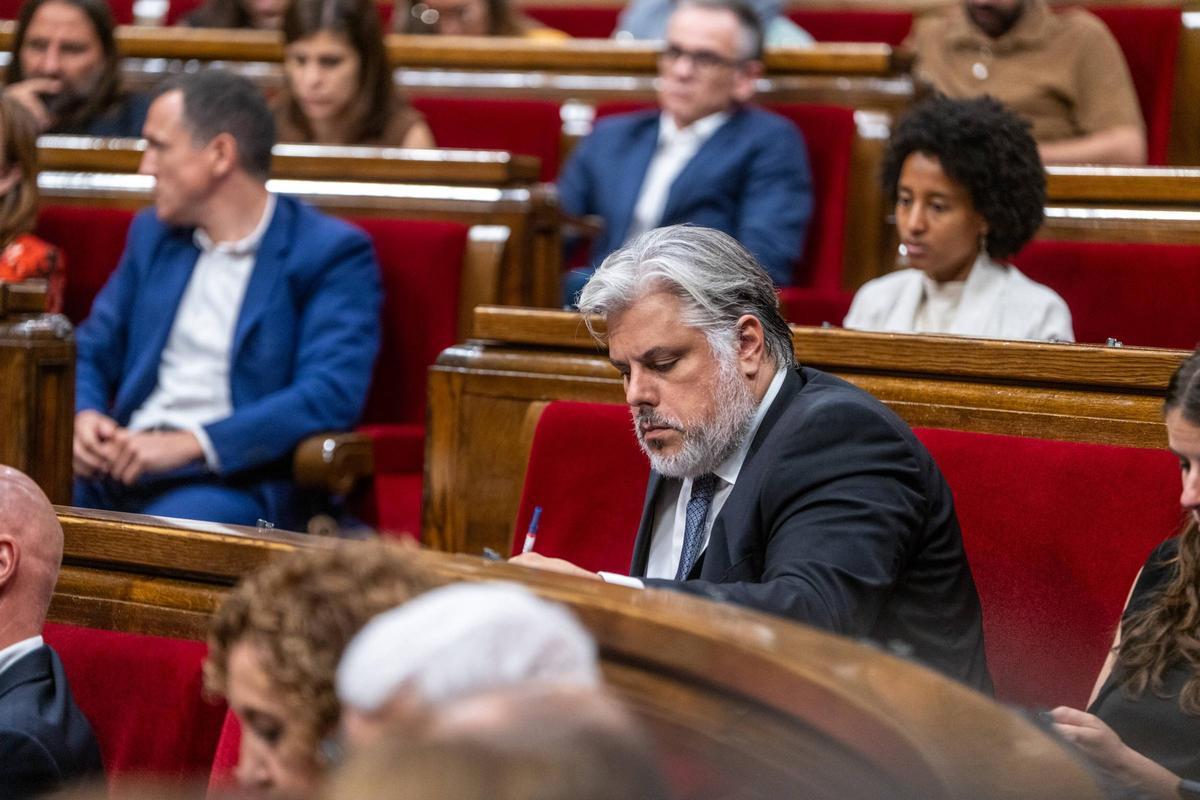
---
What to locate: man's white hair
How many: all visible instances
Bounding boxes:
[336,582,600,713]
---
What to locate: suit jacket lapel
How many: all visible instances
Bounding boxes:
[949,255,1004,336]
[629,471,666,577]
[661,108,740,224]
[231,196,291,360]
[610,117,662,247]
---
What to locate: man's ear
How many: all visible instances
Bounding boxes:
[208,132,240,178]
[735,314,766,375]
[0,537,18,591]
[733,59,763,104]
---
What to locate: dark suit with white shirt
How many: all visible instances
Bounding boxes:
[630,367,992,691]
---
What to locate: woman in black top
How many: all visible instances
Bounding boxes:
[1051,349,1200,798]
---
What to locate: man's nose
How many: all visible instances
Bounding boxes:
[40,44,62,75]
[624,369,656,407]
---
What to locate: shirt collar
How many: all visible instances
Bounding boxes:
[945,0,1053,52]
[0,635,43,679]
[711,366,787,487]
[658,110,732,146]
[193,193,277,257]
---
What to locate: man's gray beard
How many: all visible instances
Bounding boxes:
[632,356,758,480]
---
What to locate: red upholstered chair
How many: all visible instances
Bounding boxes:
[521,5,620,37]
[165,0,204,24]
[914,428,1181,710]
[512,401,649,573]
[786,9,913,46]
[592,101,854,290]
[42,623,228,790]
[350,217,468,537]
[1010,239,1200,350]
[777,287,854,328]
[1083,5,1180,166]
[0,0,135,21]
[36,205,136,325]
[207,711,242,794]
[410,97,563,181]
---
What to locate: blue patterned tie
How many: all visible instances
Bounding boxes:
[675,473,718,580]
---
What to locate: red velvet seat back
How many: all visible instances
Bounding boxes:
[207,711,242,793]
[914,428,1181,709]
[36,205,137,324]
[512,401,649,573]
[592,102,853,289]
[1011,239,1200,350]
[350,217,466,429]
[522,5,619,37]
[410,97,563,181]
[778,287,853,327]
[42,623,228,789]
[0,0,134,21]
[787,9,913,45]
[1085,5,1180,166]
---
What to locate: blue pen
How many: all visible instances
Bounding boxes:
[522,506,542,554]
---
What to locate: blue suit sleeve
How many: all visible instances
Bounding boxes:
[202,228,383,475]
[645,399,924,634]
[74,215,148,415]
[0,728,66,797]
[735,120,813,286]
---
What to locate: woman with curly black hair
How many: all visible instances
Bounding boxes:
[844,95,1073,341]
[1048,350,1200,798]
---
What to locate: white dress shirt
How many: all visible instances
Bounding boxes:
[128,194,277,470]
[623,111,731,244]
[600,367,788,588]
[0,635,43,679]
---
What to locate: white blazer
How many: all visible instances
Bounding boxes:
[843,255,1075,342]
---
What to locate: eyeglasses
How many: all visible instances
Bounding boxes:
[659,44,747,71]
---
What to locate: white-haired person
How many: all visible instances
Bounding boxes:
[335,581,601,748]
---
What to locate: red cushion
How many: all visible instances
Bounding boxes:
[778,286,853,327]
[767,104,855,290]
[369,472,423,540]
[207,710,241,793]
[166,0,204,24]
[349,217,467,536]
[521,5,618,37]
[42,622,227,789]
[787,9,913,46]
[36,205,136,325]
[0,0,134,22]
[1084,6,1180,166]
[914,428,1181,709]
[410,97,563,182]
[512,401,649,573]
[593,102,853,288]
[1011,240,1200,350]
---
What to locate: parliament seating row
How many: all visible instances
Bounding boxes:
[426,308,1189,709]
[786,238,1200,351]
[512,400,1180,710]
[41,507,1103,798]
[35,206,490,535]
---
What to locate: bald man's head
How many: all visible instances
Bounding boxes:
[0,466,64,641]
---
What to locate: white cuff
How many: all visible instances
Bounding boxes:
[188,424,221,472]
[598,572,644,589]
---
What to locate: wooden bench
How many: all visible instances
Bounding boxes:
[35,170,558,309]
[426,307,1187,712]
[46,507,1103,799]
[0,282,72,503]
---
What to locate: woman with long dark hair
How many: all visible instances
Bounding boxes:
[1051,350,1200,798]
[275,0,434,147]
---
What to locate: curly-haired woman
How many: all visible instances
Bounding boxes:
[204,540,434,797]
[1050,351,1200,798]
[844,94,1073,342]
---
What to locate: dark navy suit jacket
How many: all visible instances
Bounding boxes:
[75,195,382,521]
[556,105,813,286]
[630,367,992,692]
[0,644,103,798]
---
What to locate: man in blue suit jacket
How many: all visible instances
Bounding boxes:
[72,71,381,528]
[0,467,104,798]
[557,0,812,302]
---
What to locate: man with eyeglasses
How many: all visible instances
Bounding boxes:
[556,0,812,304]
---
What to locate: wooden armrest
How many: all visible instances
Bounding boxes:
[293,432,374,496]
[559,212,604,240]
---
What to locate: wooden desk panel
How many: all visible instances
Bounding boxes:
[49,507,1103,800]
